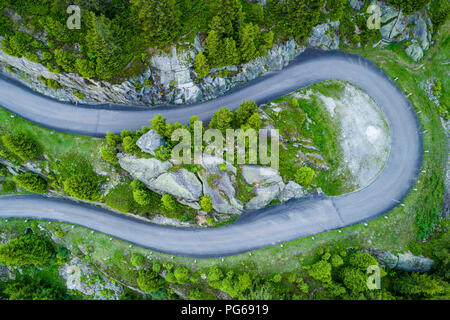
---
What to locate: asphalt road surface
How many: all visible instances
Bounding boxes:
[0,50,422,258]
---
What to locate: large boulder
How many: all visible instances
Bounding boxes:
[241,165,283,185]
[371,250,434,272]
[413,15,429,50]
[306,22,340,50]
[117,154,202,208]
[348,0,364,11]
[117,154,172,183]
[278,181,305,202]
[406,42,424,62]
[246,183,282,211]
[198,155,243,214]
[241,165,285,211]
[136,129,165,156]
[151,169,203,206]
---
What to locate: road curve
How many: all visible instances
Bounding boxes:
[0,50,422,258]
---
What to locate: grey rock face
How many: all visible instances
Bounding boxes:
[278,181,305,202]
[198,155,243,214]
[151,169,203,204]
[413,15,429,50]
[136,129,165,156]
[117,154,202,209]
[246,183,283,211]
[117,154,172,182]
[242,165,285,211]
[306,22,340,50]
[348,0,365,11]
[406,43,424,62]
[372,250,434,272]
[241,165,282,185]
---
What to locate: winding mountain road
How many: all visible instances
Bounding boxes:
[0,50,422,258]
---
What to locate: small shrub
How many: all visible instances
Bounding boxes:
[63,174,101,201]
[294,167,315,188]
[161,194,177,211]
[13,173,48,193]
[100,146,118,164]
[131,253,145,267]
[1,133,41,162]
[200,195,213,212]
[1,180,16,193]
[105,132,121,147]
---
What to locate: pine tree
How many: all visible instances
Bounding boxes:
[239,23,259,63]
[205,29,224,67]
[223,37,240,65]
[194,52,210,78]
[132,0,181,47]
[86,12,124,80]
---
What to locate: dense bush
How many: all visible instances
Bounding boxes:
[209,107,234,134]
[106,132,121,147]
[63,174,101,201]
[0,234,54,267]
[136,270,165,293]
[1,273,70,300]
[13,173,48,194]
[161,194,177,212]
[429,0,450,28]
[100,146,118,164]
[131,253,145,267]
[294,167,315,188]
[386,0,430,14]
[200,195,213,212]
[1,133,41,162]
[105,183,137,213]
[1,180,15,193]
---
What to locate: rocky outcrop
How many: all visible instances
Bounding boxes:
[0,1,436,106]
[136,129,165,156]
[348,0,365,11]
[151,169,203,208]
[405,42,424,62]
[278,181,305,202]
[371,250,434,272]
[306,21,340,50]
[117,153,202,209]
[374,0,433,61]
[0,35,305,107]
[242,165,286,211]
[117,154,172,182]
[198,155,243,214]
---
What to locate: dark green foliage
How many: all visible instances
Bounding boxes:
[386,0,430,14]
[1,133,41,162]
[234,101,258,127]
[1,180,16,193]
[132,0,181,48]
[392,272,445,298]
[429,0,450,28]
[13,173,48,194]
[130,179,161,208]
[85,12,129,80]
[1,273,70,300]
[0,234,54,267]
[63,174,101,201]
